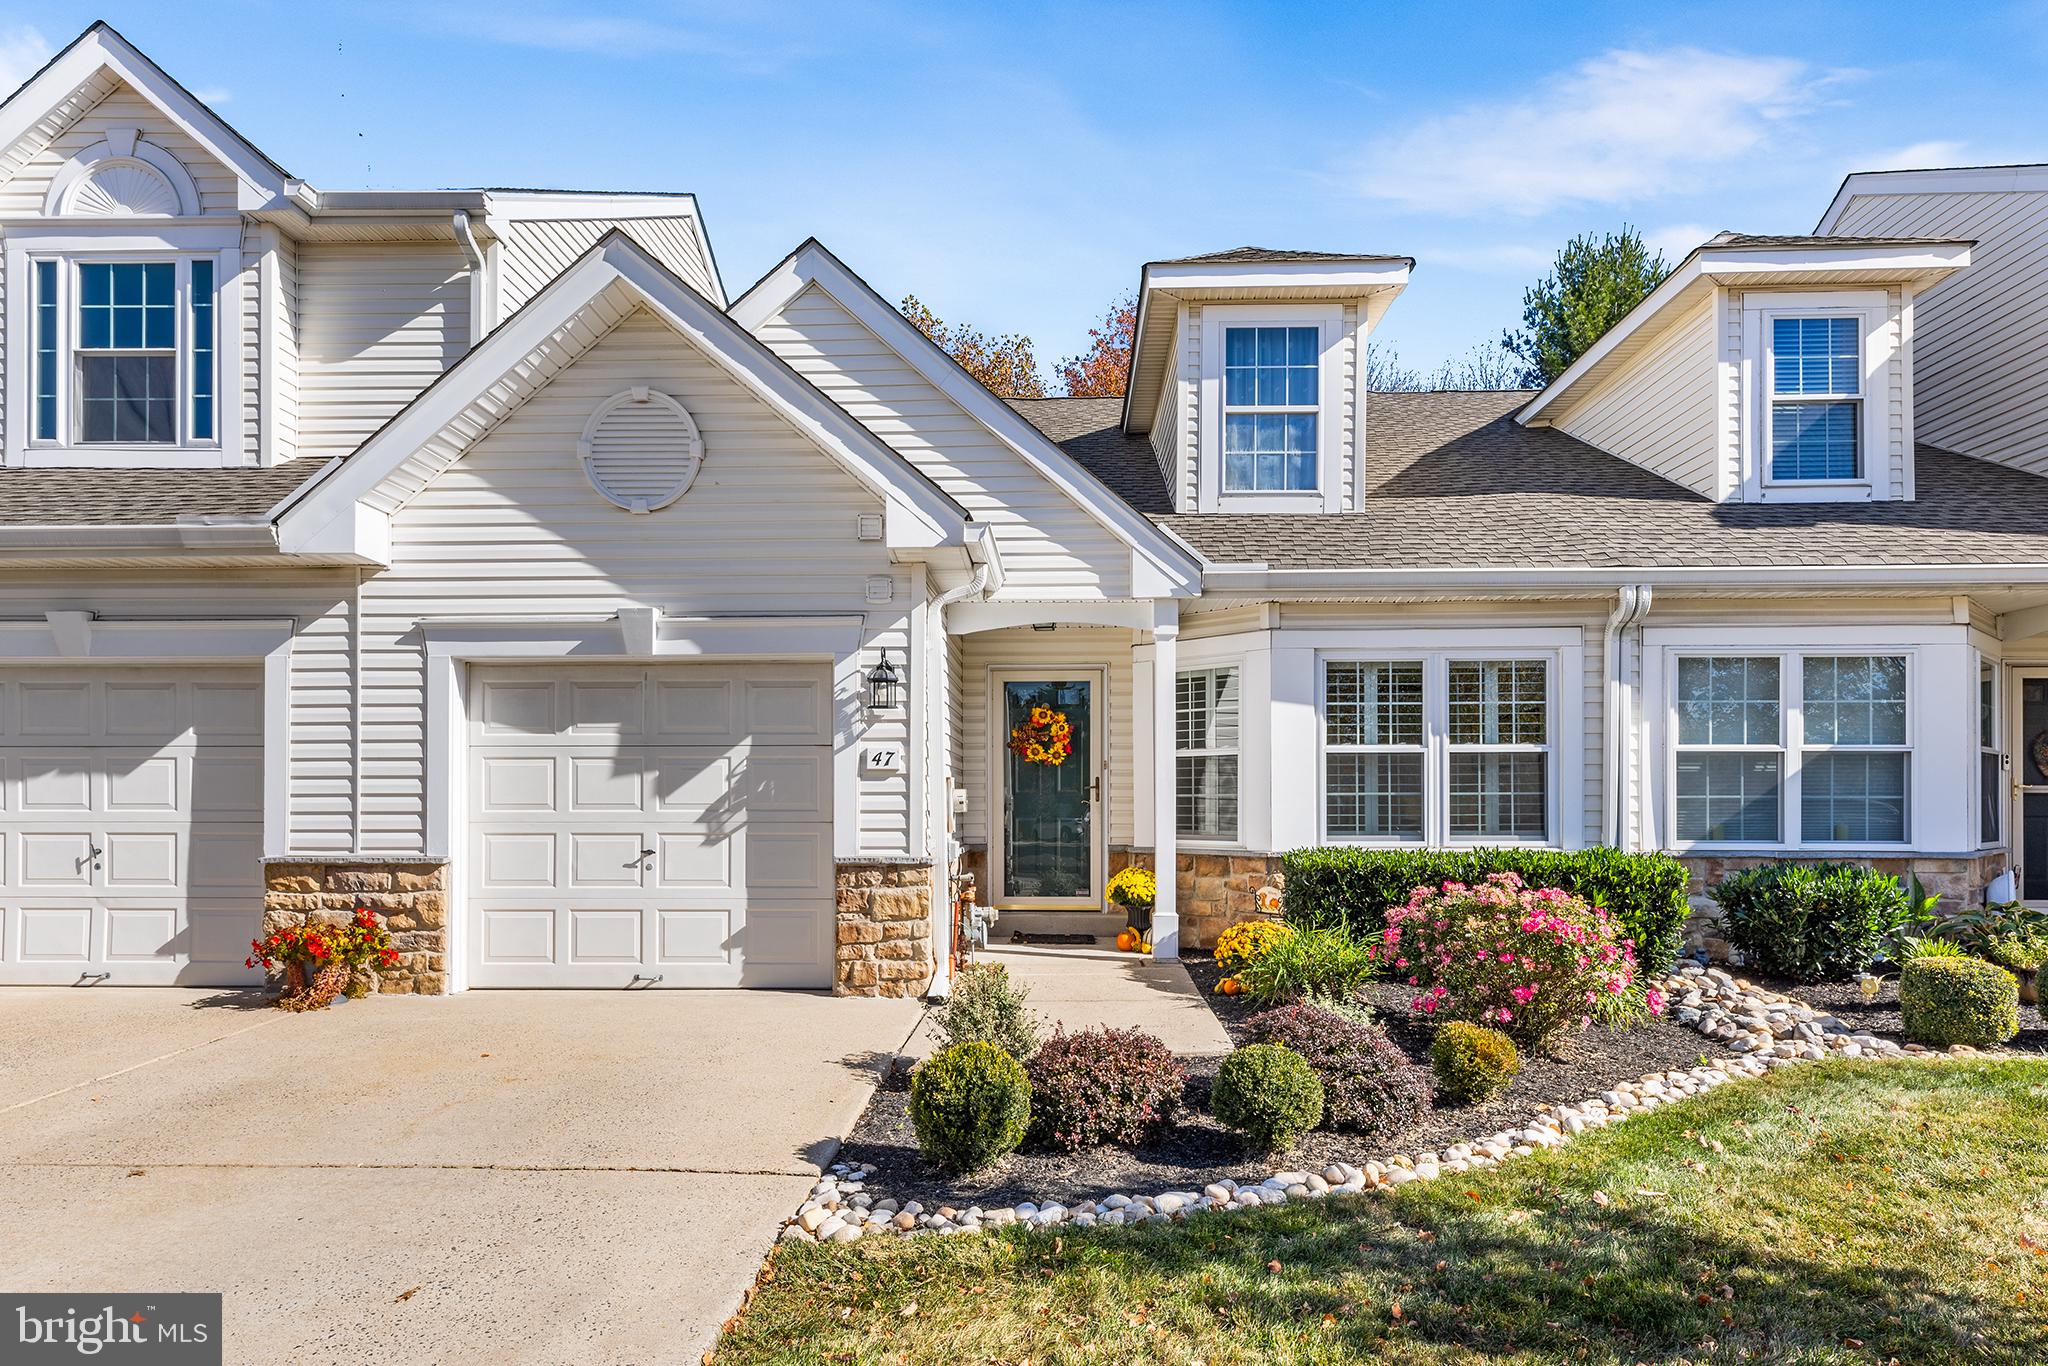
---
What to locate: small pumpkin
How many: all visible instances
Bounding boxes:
[1217,975,1243,996]
[1138,939,1153,954]
[1115,928,1138,952]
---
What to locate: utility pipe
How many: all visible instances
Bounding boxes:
[920,552,991,999]
[1602,584,1653,849]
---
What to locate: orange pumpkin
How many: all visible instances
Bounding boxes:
[1115,928,1138,952]
[1217,976,1243,996]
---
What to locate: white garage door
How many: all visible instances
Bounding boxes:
[467,666,835,988]
[0,669,263,986]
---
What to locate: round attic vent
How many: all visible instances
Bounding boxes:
[578,387,704,513]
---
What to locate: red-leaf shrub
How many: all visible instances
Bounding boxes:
[1248,1003,1431,1140]
[1376,872,1661,1052]
[1025,1026,1185,1151]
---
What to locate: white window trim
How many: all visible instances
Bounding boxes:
[1317,646,1564,850]
[1175,663,1241,845]
[1654,637,1925,854]
[1741,290,1891,503]
[1197,302,1343,513]
[3,223,243,467]
[1978,649,2004,850]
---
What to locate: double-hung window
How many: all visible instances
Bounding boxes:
[1670,651,1910,846]
[1980,656,2002,847]
[1324,656,1552,844]
[1767,315,1861,482]
[1221,325,1318,492]
[1175,667,1239,841]
[30,256,219,447]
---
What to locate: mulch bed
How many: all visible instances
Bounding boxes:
[1759,971,2048,1054]
[829,954,1710,1210]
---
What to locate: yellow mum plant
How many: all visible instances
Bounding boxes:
[1106,865,1157,911]
[1214,918,1293,974]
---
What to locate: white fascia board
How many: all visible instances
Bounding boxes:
[0,25,291,211]
[1519,241,1972,425]
[730,242,1203,596]
[1818,164,2048,232]
[275,236,966,556]
[1141,259,1412,292]
[1200,563,2048,593]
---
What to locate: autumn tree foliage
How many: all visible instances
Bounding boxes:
[899,294,1045,398]
[1056,293,1137,398]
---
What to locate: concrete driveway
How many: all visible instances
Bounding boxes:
[0,986,923,1363]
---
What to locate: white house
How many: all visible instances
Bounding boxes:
[2,23,2046,998]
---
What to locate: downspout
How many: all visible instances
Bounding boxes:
[921,553,992,999]
[1602,585,1654,849]
[452,210,490,346]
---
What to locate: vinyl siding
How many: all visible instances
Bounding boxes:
[1179,304,1201,512]
[270,233,301,461]
[497,217,717,314]
[357,307,907,855]
[1830,189,2048,474]
[1149,328,1179,490]
[754,284,1134,598]
[1340,303,1360,510]
[1555,298,1719,497]
[957,627,1137,855]
[294,243,470,462]
[0,82,242,215]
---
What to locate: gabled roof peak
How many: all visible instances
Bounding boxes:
[1152,246,1415,267]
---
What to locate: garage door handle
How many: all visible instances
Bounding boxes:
[639,848,656,860]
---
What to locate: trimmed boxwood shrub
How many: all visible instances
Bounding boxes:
[909,1041,1031,1173]
[1430,1020,1520,1104]
[1211,1043,1324,1153]
[1710,862,1911,983]
[1281,846,1691,976]
[1899,956,2020,1048]
[1249,1003,1430,1140]
[1025,1026,1185,1151]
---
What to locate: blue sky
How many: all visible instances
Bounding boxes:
[7,2,2047,380]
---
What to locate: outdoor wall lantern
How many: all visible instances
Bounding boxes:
[866,650,903,712]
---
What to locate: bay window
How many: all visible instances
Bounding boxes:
[1324,655,1553,845]
[1669,650,1911,847]
[29,254,219,448]
[1175,667,1239,841]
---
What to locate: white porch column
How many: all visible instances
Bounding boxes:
[1151,600,1180,959]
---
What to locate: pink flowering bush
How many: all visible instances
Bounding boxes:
[1374,872,1663,1052]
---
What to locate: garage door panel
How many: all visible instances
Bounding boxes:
[190,827,261,890]
[103,832,178,888]
[478,680,556,737]
[743,680,829,743]
[189,904,259,965]
[18,904,92,961]
[479,907,556,964]
[19,757,92,813]
[190,752,261,817]
[655,830,731,888]
[18,683,91,737]
[20,832,92,886]
[481,832,558,889]
[104,683,182,739]
[479,756,557,813]
[106,755,180,812]
[104,905,179,960]
[570,755,643,812]
[651,752,731,813]
[192,682,262,738]
[656,907,732,963]
[568,832,649,889]
[653,679,734,741]
[566,680,644,738]
[745,826,832,892]
[568,908,644,964]
[745,905,828,966]
[739,751,830,816]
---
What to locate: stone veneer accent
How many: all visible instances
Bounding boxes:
[261,858,450,995]
[1677,850,2009,959]
[835,860,934,998]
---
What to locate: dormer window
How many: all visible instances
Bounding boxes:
[1222,325,1319,492]
[1767,316,1861,482]
[31,255,217,447]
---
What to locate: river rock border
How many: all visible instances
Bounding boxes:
[777,960,1996,1245]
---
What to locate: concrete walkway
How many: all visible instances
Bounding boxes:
[908,944,1233,1057]
[0,986,923,1363]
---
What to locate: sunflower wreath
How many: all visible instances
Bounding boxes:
[1008,704,1074,766]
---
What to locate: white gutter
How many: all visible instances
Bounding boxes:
[1602,585,1653,849]
[452,210,492,344]
[921,543,993,1000]
[0,521,279,553]
[1199,563,2048,592]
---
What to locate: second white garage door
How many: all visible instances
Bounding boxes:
[466,665,835,988]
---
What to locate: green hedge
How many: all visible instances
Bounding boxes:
[1280,846,1693,977]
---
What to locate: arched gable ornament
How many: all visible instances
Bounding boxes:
[578,387,705,513]
[45,127,204,217]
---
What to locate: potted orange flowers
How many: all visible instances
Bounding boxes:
[1007,704,1073,766]
[247,907,400,1011]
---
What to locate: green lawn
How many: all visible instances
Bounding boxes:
[715,1059,2048,1365]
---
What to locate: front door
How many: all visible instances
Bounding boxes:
[994,673,1102,908]
[2014,671,2048,903]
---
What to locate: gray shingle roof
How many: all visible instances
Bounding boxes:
[1706,232,1970,250]
[1152,247,1413,266]
[1015,390,2048,570]
[0,464,320,524]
